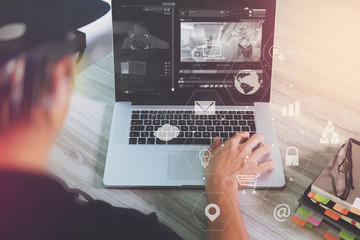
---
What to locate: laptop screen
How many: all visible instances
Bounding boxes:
[112,0,275,105]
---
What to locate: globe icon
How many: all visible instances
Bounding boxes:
[234,70,261,95]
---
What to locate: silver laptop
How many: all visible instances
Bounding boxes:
[104,0,285,188]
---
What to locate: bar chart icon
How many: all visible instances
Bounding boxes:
[282,101,300,116]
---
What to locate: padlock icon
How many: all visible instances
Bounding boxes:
[285,146,299,166]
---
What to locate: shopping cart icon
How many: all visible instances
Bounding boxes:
[236,174,260,194]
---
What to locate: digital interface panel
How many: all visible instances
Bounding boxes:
[112,0,273,105]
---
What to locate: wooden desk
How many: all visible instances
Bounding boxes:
[49,0,360,239]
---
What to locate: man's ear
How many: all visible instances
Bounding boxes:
[46,55,76,128]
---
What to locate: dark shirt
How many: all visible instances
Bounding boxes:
[0,170,182,240]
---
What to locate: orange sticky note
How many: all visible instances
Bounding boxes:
[333,204,349,215]
[324,232,340,240]
[307,192,318,201]
[325,209,340,221]
[291,215,306,227]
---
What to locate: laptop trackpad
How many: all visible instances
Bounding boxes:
[168,151,204,180]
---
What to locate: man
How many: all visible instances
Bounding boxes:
[0,0,276,239]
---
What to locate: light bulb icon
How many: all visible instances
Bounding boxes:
[199,149,212,168]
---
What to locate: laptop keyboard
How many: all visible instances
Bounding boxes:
[129,110,256,145]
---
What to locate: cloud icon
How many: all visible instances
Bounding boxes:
[153,124,180,142]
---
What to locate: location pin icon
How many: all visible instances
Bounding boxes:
[205,203,220,222]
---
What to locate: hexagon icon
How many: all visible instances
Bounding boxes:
[192,192,233,232]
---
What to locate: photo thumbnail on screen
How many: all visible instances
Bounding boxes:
[181,21,263,62]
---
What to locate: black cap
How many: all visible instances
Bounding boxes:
[0,0,110,41]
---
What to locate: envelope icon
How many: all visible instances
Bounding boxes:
[195,101,216,115]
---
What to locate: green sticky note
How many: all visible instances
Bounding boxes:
[297,207,312,218]
[339,230,355,240]
[305,222,314,229]
[314,194,330,205]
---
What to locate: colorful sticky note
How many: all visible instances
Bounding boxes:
[297,207,312,218]
[333,204,349,215]
[305,222,314,229]
[314,193,330,205]
[306,212,324,227]
[325,209,340,221]
[339,230,355,240]
[324,232,340,240]
[350,198,360,216]
[291,215,306,227]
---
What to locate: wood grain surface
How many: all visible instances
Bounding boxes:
[48,0,360,239]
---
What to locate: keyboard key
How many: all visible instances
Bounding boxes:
[183,115,190,119]
[157,115,165,119]
[149,114,157,119]
[200,115,207,119]
[170,120,178,125]
[185,132,193,137]
[166,115,173,119]
[233,126,241,131]
[207,126,215,131]
[191,115,199,119]
[212,132,220,137]
[149,110,158,114]
[234,115,242,120]
[178,132,184,138]
[187,120,195,125]
[141,110,149,113]
[237,111,245,114]
[221,132,228,138]
[194,132,202,137]
[216,126,223,131]
[229,132,236,137]
[131,126,144,131]
[156,138,166,144]
[185,111,193,114]
[225,115,233,120]
[174,115,182,119]
[195,120,204,125]
[221,120,229,125]
[189,126,197,131]
[203,132,210,138]
[246,111,254,114]
[198,126,206,131]
[208,115,216,119]
[129,138,137,144]
[179,120,186,125]
[168,138,211,145]
[140,115,148,119]
[243,115,254,120]
[204,120,212,125]
[213,120,220,125]
[130,132,140,137]
[153,120,160,125]
[138,138,146,144]
[167,110,175,114]
[241,126,250,131]
[131,120,143,125]
[228,111,236,114]
[131,114,140,119]
[144,120,152,125]
[146,126,153,131]
[141,132,149,137]
[224,126,232,131]
[217,115,225,120]
[161,120,170,125]
[230,120,238,125]
[239,121,247,125]
[181,126,188,131]
[147,138,155,144]
[175,111,184,114]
